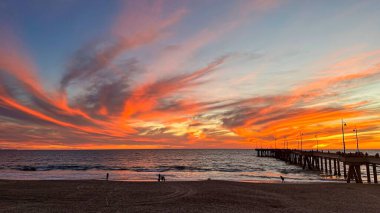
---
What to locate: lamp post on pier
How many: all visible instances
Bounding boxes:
[315,135,319,152]
[286,137,289,149]
[341,119,347,154]
[353,126,359,153]
[297,135,300,150]
[300,132,304,151]
[274,136,277,149]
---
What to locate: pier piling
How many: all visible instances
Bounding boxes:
[329,159,332,174]
[343,163,347,178]
[366,163,371,183]
[337,161,341,176]
[374,164,378,183]
[320,157,323,171]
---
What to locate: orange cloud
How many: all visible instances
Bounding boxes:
[1,1,380,150]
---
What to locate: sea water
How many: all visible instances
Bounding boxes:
[0,149,379,182]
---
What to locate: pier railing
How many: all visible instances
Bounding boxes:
[255,149,379,184]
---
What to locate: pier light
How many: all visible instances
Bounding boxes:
[300,132,304,151]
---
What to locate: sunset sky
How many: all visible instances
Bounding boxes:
[1,0,380,150]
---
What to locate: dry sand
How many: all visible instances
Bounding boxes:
[0,180,379,212]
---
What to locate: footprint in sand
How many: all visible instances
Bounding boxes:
[131,184,197,206]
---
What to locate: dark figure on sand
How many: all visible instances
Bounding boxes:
[280,176,284,183]
[157,174,166,182]
[106,173,109,181]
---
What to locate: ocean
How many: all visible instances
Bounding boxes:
[0,149,379,182]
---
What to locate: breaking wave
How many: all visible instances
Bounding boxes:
[0,165,264,173]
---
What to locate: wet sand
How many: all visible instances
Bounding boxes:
[0,180,379,212]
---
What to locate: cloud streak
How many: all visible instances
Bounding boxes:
[1,0,380,149]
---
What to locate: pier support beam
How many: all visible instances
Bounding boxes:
[337,161,341,176]
[324,158,328,173]
[333,159,337,175]
[347,165,363,183]
[343,162,347,178]
[303,157,306,170]
[316,157,321,170]
[356,165,363,183]
[373,164,378,184]
[329,158,332,174]
[307,157,312,170]
[310,157,313,168]
[366,163,371,183]
[315,157,318,170]
[320,157,323,171]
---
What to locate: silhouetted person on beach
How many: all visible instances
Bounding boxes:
[280,176,284,183]
[158,174,161,182]
[161,175,165,182]
[106,173,109,181]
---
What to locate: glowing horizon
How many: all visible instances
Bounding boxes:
[1,0,380,150]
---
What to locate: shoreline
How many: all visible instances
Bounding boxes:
[0,177,344,183]
[1,180,379,212]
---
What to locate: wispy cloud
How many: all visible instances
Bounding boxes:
[1,0,380,149]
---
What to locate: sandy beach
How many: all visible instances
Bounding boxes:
[0,180,379,213]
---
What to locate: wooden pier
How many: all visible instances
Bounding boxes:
[256,149,379,184]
